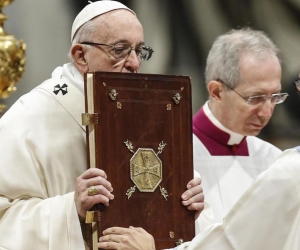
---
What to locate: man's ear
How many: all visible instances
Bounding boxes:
[207,80,224,102]
[71,44,88,73]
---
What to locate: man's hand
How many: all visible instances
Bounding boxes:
[98,226,156,250]
[75,168,114,221]
[181,177,204,219]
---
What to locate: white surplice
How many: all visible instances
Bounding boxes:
[193,102,282,231]
[176,147,300,250]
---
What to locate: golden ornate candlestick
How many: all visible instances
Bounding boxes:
[0,0,26,114]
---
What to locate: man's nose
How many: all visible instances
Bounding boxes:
[125,49,141,73]
[258,99,274,119]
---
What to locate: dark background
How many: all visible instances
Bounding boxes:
[2,0,300,150]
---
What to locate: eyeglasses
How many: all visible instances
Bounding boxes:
[293,78,300,92]
[217,79,289,106]
[80,41,154,61]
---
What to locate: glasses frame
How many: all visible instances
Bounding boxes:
[80,41,154,61]
[216,79,288,106]
[293,78,300,92]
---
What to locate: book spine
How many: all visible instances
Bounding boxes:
[85,72,98,250]
[86,73,96,169]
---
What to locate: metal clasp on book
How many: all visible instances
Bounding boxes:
[85,211,101,223]
[172,93,182,104]
[82,113,99,125]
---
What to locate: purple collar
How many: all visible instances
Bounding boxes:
[193,107,249,156]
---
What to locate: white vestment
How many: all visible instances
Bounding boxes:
[193,102,282,231]
[0,63,86,250]
[0,63,204,249]
[176,147,300,250]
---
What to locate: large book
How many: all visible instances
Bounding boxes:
[83,71,195,250]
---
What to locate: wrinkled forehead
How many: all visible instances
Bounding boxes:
[92,10,144,43]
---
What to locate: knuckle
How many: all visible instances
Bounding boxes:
[185,189,193,197]
[97,176,105,183]
[89,168,97,175]
[97,185,106,193]
[98,195,109,204]
[121,236,129,243]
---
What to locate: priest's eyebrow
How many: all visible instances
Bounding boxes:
[115,39,145,46]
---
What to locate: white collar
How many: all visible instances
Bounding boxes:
[204,101,245,145]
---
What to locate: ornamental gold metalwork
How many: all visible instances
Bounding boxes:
[124,140,169,200]
[124,140,134,153]
[169,231,175,239]
[130,148,162,192]
[159,185,168,201]
[172,93,181,105]
[0,0,26,114]
[176,239,184,246]
[116,102,122,109]
[157,141,167,155]
[125,186,136,199]
[108,89,118,101]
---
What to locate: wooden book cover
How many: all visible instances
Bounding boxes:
[83,71,195,249]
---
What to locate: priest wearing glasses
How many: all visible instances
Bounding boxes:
[0,1,204,249]
[192,27,288,231]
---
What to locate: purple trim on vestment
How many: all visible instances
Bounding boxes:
[193,107,249,156]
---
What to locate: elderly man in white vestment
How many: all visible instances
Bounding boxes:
[192,28,289,230]
[0,1,205,249]
[98,143,300,250]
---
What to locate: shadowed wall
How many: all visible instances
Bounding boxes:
[3,0,300,150]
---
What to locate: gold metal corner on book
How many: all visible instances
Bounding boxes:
[82,113,99,126]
